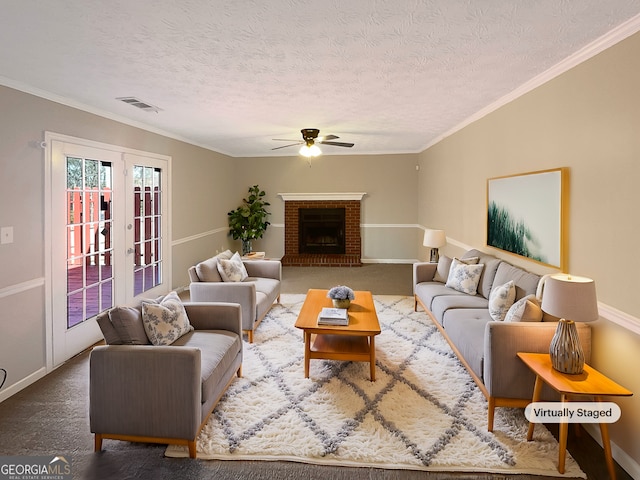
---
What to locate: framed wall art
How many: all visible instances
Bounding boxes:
[486,168,568,270]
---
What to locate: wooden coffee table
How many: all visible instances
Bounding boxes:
[294,289,381,381]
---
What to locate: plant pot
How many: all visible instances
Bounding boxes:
[241,240,252,256]
[332,299,351,309]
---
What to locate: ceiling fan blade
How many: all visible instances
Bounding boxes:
[272,139,301,142]
[320,141,354,148]
[321,134,339,141]
[271,142,302,150]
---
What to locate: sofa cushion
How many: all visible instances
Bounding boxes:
[247,277,280,302]
[493,262,540,301]
[488,281,516,321]
[142,292,194,346]
[461,249,502,299]
[433,294,489,327]
[441,310,491,381]
[196,256,223,282]
[415,282,468,314]
[505,294,543,322]
[445,258,485,295]
[173,330,242,404]
[217,252,249,282]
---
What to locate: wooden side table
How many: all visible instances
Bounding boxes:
[517,352,632,479]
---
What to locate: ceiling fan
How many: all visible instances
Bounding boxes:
[272,128,354,157]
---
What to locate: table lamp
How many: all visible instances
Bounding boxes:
[540,273,599,374]
[423,229,446,263]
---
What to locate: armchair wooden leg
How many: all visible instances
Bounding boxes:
[487,397,495,432]
[94,434,103,452]
[237,365,242,378]
[247,330,254,343]
[188,440,197,459]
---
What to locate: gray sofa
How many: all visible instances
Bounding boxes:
[91,298,243,458]
[188,252,281,343]
[414,249,592,431]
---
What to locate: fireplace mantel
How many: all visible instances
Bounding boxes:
[278,192,366,201]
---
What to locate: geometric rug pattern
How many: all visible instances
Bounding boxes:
[166,294,585,478]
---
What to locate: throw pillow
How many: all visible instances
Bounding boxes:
[432,256,452,283]
[433,256,479,283]
[109,304,154,345]
[505,294,543,322]
[142,291,193,346]
[217,252,249,282]
[445,258,485,295]
[217,249,234,260]
[488,281,516,321]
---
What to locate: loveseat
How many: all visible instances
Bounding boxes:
[413,249,592,431]
[188,250,281,343]
[91,293,243,458]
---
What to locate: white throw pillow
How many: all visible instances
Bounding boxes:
[433,256,479,283]
[445,258,485,295]
[505,294,543,322]
[488,281,516,321]
[142,291,193,345]
[217,252,249,282]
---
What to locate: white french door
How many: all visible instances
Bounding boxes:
[47,133,170,368]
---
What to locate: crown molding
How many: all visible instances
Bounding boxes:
[422,12,640,151]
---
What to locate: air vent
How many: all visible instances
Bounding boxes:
[116,97,160,113]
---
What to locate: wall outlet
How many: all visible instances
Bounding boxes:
[1,226,13,244]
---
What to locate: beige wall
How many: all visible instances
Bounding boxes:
[233,154,420,261]
[418,31,640,474]
[0,85,240,399]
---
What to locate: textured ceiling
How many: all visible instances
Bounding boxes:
[1,1,640,157]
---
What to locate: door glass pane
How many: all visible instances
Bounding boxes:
[65,157,114,329]
[133,165,162,296]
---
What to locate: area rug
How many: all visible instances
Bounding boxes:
[166,294,585,477]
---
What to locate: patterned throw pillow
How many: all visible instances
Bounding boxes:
[505,294,543,322]
[488,280,516,321]
[142,291,193,346]
[445,258,485,295]
[433,256,479,283]
[217,252,249,282]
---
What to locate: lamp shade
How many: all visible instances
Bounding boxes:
[423,229,446,248]
[540,274,599,322]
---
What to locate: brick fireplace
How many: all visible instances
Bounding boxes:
[279,193,365,267]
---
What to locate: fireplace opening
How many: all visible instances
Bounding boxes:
[299,208,345,254]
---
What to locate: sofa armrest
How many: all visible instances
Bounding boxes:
[184,302,242,336]
[90,345,201,440]
[189,281,257,331]
[413,262,437,291]
[243,259,282,280]
[484,321,591,400]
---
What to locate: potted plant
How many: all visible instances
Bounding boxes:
[327,285,355,309]
[228,185,271,255]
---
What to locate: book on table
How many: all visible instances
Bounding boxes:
[317,307,349,326]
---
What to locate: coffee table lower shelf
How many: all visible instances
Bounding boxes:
[305,333,376,381]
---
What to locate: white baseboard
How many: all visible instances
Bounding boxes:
[582,423,640,479]
[0,367,47,404]
[361,258,418,264]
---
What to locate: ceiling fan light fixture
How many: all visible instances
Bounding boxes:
[299,144,321,157]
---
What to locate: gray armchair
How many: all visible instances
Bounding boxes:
[90,301,243,458]
[188,255,281,343]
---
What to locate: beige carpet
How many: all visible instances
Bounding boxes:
[166,294,585,478]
